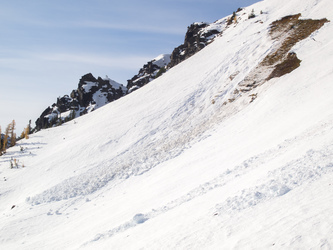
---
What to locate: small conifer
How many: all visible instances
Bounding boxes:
[24,123,30,139]
[249,9,256,19]
[20,130,25,139]
[10,120,16,147]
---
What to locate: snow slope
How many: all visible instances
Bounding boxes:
[1,0,333,249]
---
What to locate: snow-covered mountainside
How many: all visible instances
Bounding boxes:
[1,0,333,249]
[32,11,255,130]
[34,73,127,130]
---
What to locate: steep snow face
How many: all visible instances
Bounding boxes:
[1,0,333,249]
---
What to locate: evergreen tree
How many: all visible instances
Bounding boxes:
[24,124,30,139]
[20,130,25,139]
[155,67,166,78]
[10,120,16,147]
[20,121,30,140]
[248,9,256,19]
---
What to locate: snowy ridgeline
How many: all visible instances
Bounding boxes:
[1,0,333,249]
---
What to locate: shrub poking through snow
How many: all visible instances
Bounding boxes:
[248,9,256,19]
[227,12,237,25]
[155,66,166,79]
[10,158,23,169]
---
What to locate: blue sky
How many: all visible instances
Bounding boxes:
[0,0,259,133]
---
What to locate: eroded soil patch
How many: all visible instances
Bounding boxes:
[241,14,329,88]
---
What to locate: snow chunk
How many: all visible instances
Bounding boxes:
[82,81,98,92]
[133,213,148,224]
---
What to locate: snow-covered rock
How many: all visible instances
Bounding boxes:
[127,54,171,93]
[168,21,222,68]
[34,73,127,130]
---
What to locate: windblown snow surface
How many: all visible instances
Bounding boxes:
[1,0,333,249]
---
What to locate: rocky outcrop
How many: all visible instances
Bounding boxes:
[127,54,171,93]
[126,22,223,92]
[168,22,221,68]
[35,73,127,130]
[70,73,126,108]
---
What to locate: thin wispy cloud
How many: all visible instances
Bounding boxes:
[0,49,153,79]
[38,52,153,70]
[74,21,185,35]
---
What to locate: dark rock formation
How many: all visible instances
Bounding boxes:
[127,54,170,93]
[168,22,220,68]
[126,22,222,93]
[35,73,127,131]
[127,61,160,92]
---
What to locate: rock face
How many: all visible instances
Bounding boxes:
[168,22,221,68]
[126,21,223,93]
[70,73,126,108]
[35,73,127,131]
[127,54,171,93]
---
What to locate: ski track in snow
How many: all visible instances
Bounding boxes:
[215,146,333,215]
[83,117,333,245]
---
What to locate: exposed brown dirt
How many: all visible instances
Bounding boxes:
[263,14,328,79]
[267,52,301,80]
[217,14,329,106]
[239,14,329,89]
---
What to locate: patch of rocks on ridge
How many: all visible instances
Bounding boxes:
[127,21,224,93]
[168,22,221,68]
[35,73,127,131]
[127,54,171,93]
